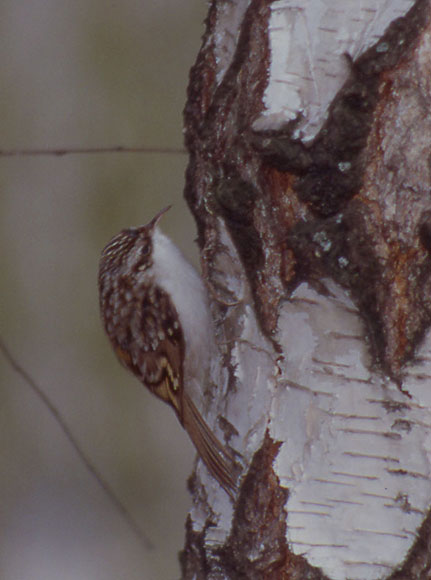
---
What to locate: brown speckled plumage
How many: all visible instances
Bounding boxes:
[98,208,237,498]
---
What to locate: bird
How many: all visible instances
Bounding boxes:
[98,206,237,498]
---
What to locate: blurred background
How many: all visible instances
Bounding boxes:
[0,1,207,578]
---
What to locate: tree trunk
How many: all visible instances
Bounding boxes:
[180,1,431,578]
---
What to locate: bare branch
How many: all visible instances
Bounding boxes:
[0,336,153,550]
[0,145,186,157]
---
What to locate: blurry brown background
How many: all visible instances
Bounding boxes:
[0,1,206,578]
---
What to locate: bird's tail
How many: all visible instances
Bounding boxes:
[182,392,238,499]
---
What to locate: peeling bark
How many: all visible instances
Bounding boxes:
[181,1,431,578]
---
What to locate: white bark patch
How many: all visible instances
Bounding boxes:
[254,0,416,140]
[190,220,275,544]
[212,0,251,83]
[271,280,431,580]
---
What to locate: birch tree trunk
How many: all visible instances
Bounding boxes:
[180,1,431,578]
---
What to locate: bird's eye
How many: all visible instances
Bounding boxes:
[141,243,151,258]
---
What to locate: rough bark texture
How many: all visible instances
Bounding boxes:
[181,0,431,578]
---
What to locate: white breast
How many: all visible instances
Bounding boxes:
[151,228,214,385]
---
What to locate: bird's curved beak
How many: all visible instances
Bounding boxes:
[148,205,172,230]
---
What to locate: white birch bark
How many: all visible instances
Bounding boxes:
[181,1,431,578]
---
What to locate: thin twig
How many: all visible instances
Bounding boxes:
[0,336,153,550]
[0,146,186,157]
